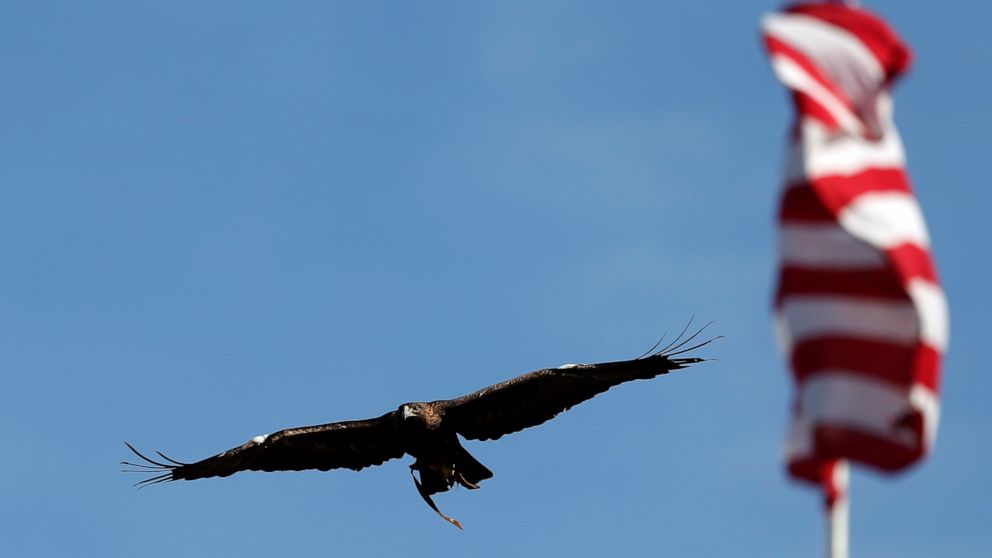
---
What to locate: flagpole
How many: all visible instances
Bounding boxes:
[826,460,850,558]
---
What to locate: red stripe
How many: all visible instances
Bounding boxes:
[793,92,841,131]
[813,168,912,214]
[787,456,830,487]
[781,168,914,222]
[780,184,834,222]
[779,183,939,286]
[790,422,925,476]
[786,3,912,84]
[912,344,942,392]
[886,243,939,284]
[785,459,846,505]
[789,337,939,391]
[777,267,908,301]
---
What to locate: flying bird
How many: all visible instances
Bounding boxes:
[124,329,713,529]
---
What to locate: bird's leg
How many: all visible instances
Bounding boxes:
[457,472,480,490]
[410,468,463,530]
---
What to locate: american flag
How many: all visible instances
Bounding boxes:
[761,2,949,492]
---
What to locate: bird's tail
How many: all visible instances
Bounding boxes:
[454,447,493,489]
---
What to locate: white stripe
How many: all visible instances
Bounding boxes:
[784,377,940,463]
[910,384,940,450]
[769,54,865,136]
[838,191,931,249]
[783,403,815,460]
[907,279,950,352]
[786,373,926,457]
[762,13,884,108]
[780,222,887,269]
[788,118,906,182]
[773,310,790,357]
[778,295,918,350]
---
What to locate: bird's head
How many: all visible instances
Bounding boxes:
[400,403,423,421]
[400,402,441,428]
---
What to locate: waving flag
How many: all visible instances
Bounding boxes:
[762,2,949,491]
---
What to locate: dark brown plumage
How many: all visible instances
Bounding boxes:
[124,330,713,528]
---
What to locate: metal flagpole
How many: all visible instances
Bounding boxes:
[826,460,850,558]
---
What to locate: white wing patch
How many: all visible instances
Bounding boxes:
[251,435,267,444]
[557,363,581,369]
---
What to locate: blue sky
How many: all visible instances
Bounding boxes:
[1,1,988,556]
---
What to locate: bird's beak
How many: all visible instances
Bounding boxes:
[402,406,415,420]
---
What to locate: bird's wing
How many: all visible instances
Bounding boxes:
[442,352,704,442]
[123,411,405,486]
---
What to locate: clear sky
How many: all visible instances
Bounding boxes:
[1,1,989,556]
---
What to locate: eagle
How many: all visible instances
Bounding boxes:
[124,329,712,529]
